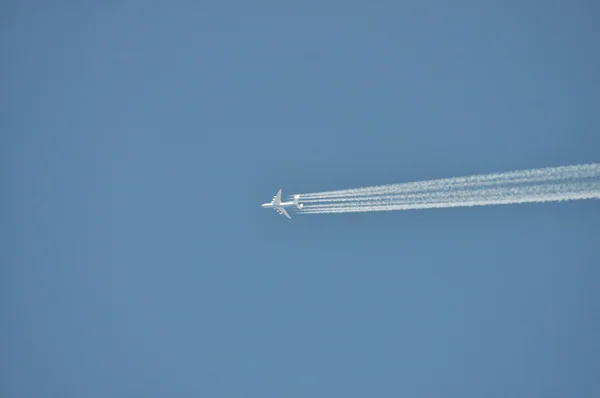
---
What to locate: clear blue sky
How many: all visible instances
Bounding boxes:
[2,2,599,397]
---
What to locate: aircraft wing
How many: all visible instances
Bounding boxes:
[275,207,291,219]
[272,189,282,206]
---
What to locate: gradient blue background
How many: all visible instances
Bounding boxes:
[2,2,599,397]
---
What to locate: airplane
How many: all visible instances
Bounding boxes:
[261,189,303,219]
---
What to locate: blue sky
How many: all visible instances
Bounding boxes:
[2,2,599,397]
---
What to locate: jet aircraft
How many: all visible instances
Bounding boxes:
[261,189,303,219]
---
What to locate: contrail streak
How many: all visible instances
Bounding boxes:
[302,181,600,213]
[293,164,600,200]
[292,163,600,215]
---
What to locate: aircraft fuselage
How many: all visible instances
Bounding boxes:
[261,201,295,209]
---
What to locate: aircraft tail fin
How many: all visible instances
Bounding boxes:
[293,194,303,209]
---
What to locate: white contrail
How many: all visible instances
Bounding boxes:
[303,181,600,214]
[292,164,600,215]
[293,163,600,200]
[299,180,600,214]
[301,192,600,214]
[299,163,600,199]
[301,185,534,209]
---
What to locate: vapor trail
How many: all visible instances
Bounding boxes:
[301,191,600,214]
[294,164,600,200]
[292,163,600,215]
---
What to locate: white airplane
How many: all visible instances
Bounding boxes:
[261,189,303,219]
